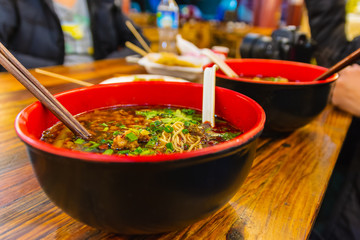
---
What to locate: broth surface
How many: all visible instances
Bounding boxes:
[41,106,242,156]
[239,74,290,82]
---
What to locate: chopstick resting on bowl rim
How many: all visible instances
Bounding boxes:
[201,48,239,78]
[314,47,360,81]
[125,20,152,54]
[34,68,94,87]
[0,42,91,140]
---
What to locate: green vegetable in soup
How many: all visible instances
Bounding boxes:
[40,106,243,156]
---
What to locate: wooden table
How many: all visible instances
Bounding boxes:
[0,59,353,239]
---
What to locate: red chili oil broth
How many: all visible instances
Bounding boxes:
[41,106,243,156]
[238,74,299,83]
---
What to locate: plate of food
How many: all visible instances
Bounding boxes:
[138,53,205,81]
[100,74,189,84]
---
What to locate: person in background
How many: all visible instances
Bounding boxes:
[305,0,360,239]
[0,0,148,70]
[332,64,360,118]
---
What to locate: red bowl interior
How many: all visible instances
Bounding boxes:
[205,59,338,85]
[15,82,265,163]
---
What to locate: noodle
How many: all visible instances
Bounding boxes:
[157,121,202,153]
[41,106,242,156]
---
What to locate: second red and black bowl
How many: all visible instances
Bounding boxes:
[206,59,338,135]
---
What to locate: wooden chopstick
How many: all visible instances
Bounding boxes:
[315,47,360,81]
[35,68,94,86]
[0,42,91,140]
[201,48,239,78]
[125,20,152,53]
[125,41,148,57]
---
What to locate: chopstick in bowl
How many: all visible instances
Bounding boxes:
[0,42,91,140]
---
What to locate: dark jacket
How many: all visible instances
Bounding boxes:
[305,2,360,239]
[305,0,360,68]
[0,0,145,70]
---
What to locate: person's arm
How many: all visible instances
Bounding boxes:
[304,0,360,67]
[332,64,360,117]
[0,0,58,71]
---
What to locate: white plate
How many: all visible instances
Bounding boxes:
[100,74,188,84]
[138,53,204,81]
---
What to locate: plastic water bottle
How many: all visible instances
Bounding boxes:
[157,0,179,53]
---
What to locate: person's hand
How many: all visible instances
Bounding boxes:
[332,64,360,117]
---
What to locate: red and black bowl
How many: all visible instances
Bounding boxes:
[206,59,338,135]
[15,82,265,235]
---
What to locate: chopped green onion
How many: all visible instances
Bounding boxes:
[74,138,85,144]
[182,109,195,115]
[154,120,162,127]
[145,137,158,148]
[118,150,130,154]
[166,142,174,150]
[221,132,241,141]
[164,109,173,114]
[189,120,199,125]
[103,127,109,131]
[103,149,114,155]
[90,143,100,149]
[182,129,189,134]
[140,149,155,156]
[113,131,120,136]
[164,125,174,133]
[101,123,108,127]
[133,147,143,154]
[136,110,158,119]
[126,132,138,142]
[184,121,191,127]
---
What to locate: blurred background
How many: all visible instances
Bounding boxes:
[119,0,360,58]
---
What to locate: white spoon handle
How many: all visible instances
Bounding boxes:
[202,65,218,127]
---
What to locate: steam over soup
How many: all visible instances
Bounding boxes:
[41,106,242,156]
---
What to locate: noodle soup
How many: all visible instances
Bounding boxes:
[41,106,242,156]
[240,75,289,82]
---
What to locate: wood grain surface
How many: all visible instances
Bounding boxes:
[0,59,353,240]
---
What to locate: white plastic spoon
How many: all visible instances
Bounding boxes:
[202,64,218,127]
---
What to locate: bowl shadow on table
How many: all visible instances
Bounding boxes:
[207,59,338,137]
[52,201,246,239]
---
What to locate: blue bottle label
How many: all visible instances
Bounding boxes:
[157,10,179,29]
